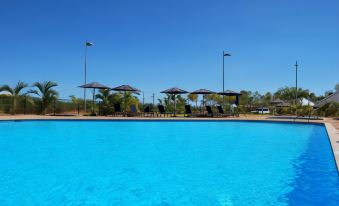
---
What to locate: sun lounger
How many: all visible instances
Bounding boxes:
[157,105,171,117]
[143,106,155,117]
[184,105,198,117]
[217,105,231,117]
[128,104,143,117]
[205,106,214,117]
[113,103,124,116]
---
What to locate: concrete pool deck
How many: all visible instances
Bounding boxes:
[1,114,338,170]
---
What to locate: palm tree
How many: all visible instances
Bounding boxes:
[187,93,198,108]
[69,95,83,115]
[95,89,113,115]
[157,94,173,111]
[29,81,58,114]
[206,94,222,106]
[122,91,140,111]
[0,81,28,114]
[69,95,81,105]
[274,87,310,104]
[95,89,111,105]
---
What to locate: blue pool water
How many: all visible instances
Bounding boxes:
[0,120,338,205]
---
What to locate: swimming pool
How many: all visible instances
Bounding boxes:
[0,120,338,205]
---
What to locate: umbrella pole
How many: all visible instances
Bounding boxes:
[124,91,126,116]
[202,95,205,114]
[92,88,95,115]
[174,94,176,117]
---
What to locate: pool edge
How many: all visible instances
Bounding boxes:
[325,123,339,172]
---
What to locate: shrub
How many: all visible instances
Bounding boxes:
[314,102,339,117]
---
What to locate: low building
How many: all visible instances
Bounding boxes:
[314,91,339,108]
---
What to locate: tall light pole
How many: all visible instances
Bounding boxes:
[142,92,145,110]
[152,93,155,111]
[222,51,231,105]
[84,41,94,113]
[294,61,299,108]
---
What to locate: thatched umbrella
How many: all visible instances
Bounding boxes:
[218,90,242,105]
[79,82,110,114]
[112,85,141,112]
[270,98,284,115]
[190,89,216,112]
[161,87,188,116]
[270,98,284,105]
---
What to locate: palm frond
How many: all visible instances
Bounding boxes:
[0,85,14,95]
[27,89,40,96]
[14,81,28,95]
[32,82,45,94]
[45,81,58,90]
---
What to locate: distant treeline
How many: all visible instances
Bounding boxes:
[0,81,338,117]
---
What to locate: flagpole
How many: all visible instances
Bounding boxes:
[84,41,88,113]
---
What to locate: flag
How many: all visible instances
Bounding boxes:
[86,42,94,46]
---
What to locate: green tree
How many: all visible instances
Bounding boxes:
[206,94,222,106]
[252,91,262,106]
[121,91,140,111]
[274,87,310,104]
[187,93,198,108]
[95,89,114,115]
[324,90,334,97]
[0,81,28,114]
[69,95,83,114]
[176,95,186,113]
[335,83,339,92]
[308,92,318,103]
[315,102,339,117]
[29,81,58,114]
[157,94,174,112]
[95,89,112,105]
[239,91,252,109]
[69,95,82,105]
[261,92,272,107]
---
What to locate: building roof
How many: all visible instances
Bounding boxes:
[314,91,339,108]
[301,98,315,106]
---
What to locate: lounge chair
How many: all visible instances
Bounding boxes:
[113,103,124,116]
[184,105,198,117]
[205,105,214,117]
[128,105,142,117]
[143,106,155,117]
[216,105,230,117]
[157,105,171,117]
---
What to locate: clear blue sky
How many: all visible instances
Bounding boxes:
[0,0,338,101]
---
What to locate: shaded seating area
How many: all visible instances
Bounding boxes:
[190,89,216,115]
[77,83,242,118]
[79,82,110,115]
[160,87,188,117]
[112,85,141,116]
